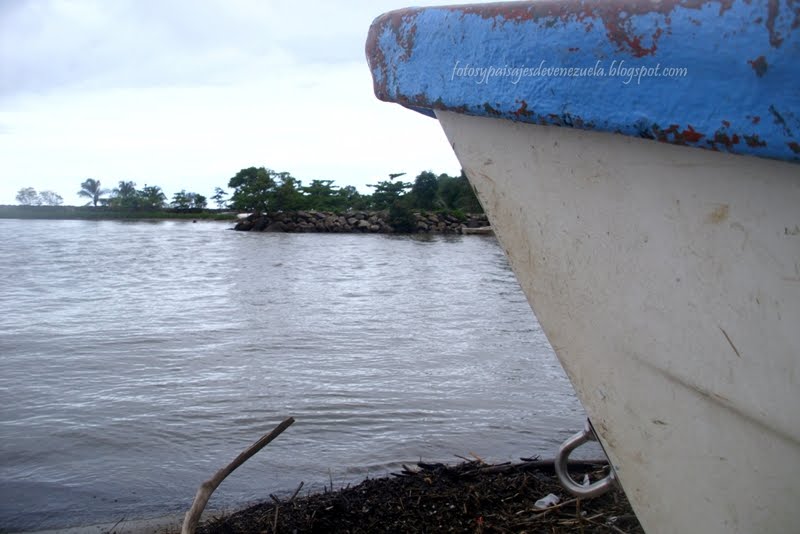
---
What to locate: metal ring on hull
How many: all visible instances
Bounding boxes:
[555,419,617,498]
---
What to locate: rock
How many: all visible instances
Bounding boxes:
[252,217,270,231]
[235,220,253,231]
[233,210,489,235]
[264,221,287,232]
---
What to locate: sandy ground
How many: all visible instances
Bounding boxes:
[20,514,184,534]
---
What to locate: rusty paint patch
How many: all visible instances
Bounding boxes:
[483,103,502,116]
[709,129,741,150]
[680,125,705,143]
[365,9,420,101]
[747,55,768,76]
[514,100,533,118]
[454,0,743,57]
[766,0,784,47]
[653,124,705,145]
[788,141,800,153]
[745,134,767,147]
[707,204,730,224]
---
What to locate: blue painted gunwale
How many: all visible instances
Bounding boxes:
[366,0,800,163]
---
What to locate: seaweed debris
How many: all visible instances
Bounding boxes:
[197,458,643,533]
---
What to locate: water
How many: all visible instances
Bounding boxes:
[0,219,588,531]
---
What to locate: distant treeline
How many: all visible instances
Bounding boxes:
[12,168,484,220]
[0,205,236,221]
[224,168,483,216]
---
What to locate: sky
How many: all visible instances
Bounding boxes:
[0,0,470,206]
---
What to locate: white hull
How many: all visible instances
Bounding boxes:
[436,110,800,533]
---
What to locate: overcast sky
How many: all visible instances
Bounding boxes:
[0,0,469,206]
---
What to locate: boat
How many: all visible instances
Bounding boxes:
[366,2,800,532]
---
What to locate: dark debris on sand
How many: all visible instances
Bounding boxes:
[197,458,644,533]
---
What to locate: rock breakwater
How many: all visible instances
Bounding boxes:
[234,210,490,234]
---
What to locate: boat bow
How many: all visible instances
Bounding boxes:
[367,2,800,533]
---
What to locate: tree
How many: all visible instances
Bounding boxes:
[15,187,39,205]
[110,180,139,208]
[211,187,228,209]
[410,171,439,210]
[38,191,64,206]
[302,179,338,211]
[138,185,167,209]
[191,193,207,209]
[271,173,304,212]
[77,178,109,207]
[336,185,366,211]
[388,197,417,232]
[171,190,207,210]
[171,190,192,210]
[228,167,278,213]
[438,171,483,213]
[368,173,412,211]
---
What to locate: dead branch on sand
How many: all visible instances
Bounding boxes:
[182,416,295,534]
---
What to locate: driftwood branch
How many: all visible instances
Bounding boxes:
[181,416,295,534]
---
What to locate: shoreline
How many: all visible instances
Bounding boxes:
[18,514,185,534]
[197,459,643,533]
[17,459,642,534]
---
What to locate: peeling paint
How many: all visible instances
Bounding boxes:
[366,0,800,163]
[747,55,769,76]
[483,103,502,116]
[745,134,768,147]
[710,130,741,150]
[514,100,533,118]
[653,124,705,145]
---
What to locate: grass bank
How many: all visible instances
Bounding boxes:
[0,205,238,221]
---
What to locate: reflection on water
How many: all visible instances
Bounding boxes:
[0,220,587,531]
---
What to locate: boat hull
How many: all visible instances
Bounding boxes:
[436,110,800,533]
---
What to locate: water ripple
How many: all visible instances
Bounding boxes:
[0,220,587,531]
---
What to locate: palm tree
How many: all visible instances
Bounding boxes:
[110,180,138,208]
[77,178,109,207]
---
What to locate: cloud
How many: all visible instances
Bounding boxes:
[0,1,471,205]
[0,0,407,98]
